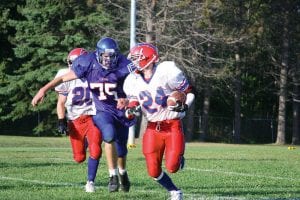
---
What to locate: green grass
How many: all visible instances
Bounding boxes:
[0,135,300,200]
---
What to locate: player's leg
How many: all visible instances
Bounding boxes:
[165,120,185,173]
[164,119,185,200]
[92,112,119,192]
[69,118,93,192]
[143,122,182,200]
[68,120,86,163]
[85,115,102,192]
[115,123,130,192]
[142,125,165,177]
[105,142,119,192]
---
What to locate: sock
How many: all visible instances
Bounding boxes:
[109,169,118,177]
[118,168,126,175]
[87,157,99,182]
[155,171,178,191]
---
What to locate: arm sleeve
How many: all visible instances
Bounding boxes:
[123,75,138,102]
[166,62,190,92]
[185,92,195,108]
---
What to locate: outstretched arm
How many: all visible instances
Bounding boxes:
[31,70,77,106]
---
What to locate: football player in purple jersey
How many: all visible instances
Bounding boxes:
[32,37,135,192]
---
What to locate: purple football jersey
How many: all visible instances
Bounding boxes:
[72,52,135,127]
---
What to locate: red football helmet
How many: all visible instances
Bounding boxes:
[128,43,159,71]
[67,48,88,67]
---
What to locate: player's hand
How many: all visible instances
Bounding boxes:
[31,88,46,107]
[168,101,188,112]
[57,118,68,135]
[117,98,129,109]
[125,106,141,119]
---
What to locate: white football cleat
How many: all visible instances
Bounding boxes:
[170,190,183,200]
[85,181,95,193]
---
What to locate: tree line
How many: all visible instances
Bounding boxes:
[0,0,299,144]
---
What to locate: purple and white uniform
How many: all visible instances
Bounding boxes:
[71,52,135,127]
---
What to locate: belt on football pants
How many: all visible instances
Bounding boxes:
[148,119,180,132]
[72,115,90,124]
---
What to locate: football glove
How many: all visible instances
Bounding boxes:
[125,106,141,120]
[57,118,68,135]
[168,101,188,112]
[127,143,137,149]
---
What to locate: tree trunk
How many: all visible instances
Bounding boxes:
[184,102,195,142]
[276,6,290,145]
[199,87,210,142]
[234,52,241,144]
[292,54,300,145]
[145,0,156,44]
[277,67,288,144]
[292,87,300,145]
[233,1,242,144]
[138,0,157,138]
[199,37,212,142]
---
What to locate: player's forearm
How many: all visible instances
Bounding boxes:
[56,102,66,119]
[31,71,77,107]
[41,77,64,94]
[42,70,77,93]
[56,94,67,119]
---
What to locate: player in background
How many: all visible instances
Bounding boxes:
[123,43,195,200]
[31,38,134,193]
[55,48,102,193]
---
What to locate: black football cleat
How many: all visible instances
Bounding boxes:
[119,172,131,192]
[108,175,119,192]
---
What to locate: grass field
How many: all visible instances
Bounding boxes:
[0,135,300,200]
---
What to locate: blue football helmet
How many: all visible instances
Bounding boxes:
[96,37,119,68]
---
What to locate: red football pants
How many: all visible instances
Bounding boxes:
[142,119,185,178]
[68,115,102,163]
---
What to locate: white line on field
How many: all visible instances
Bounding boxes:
[0,176,82,187]
[186,167,300,181]
[0,175,275,200]
[0,176,155,191]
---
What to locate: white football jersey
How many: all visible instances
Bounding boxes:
[123,61,190,122]
[54,68,96,120]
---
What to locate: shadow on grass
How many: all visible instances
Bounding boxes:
[184,184,300,199]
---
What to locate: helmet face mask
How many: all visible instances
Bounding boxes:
[67,48,87,68]
[101,52,118,69]
[128,43,159,71]
[96,37,120,69]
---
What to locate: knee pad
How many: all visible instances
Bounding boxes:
[148,166,162,178]
[74,153,86,163]
[102,134,115,143]
[100,125,116,143]
[166,166,179,174]
[89,143,102,160]
[166,160,180,173]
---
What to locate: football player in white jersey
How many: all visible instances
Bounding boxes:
[55,48,102,193]
[123,43,195,200]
